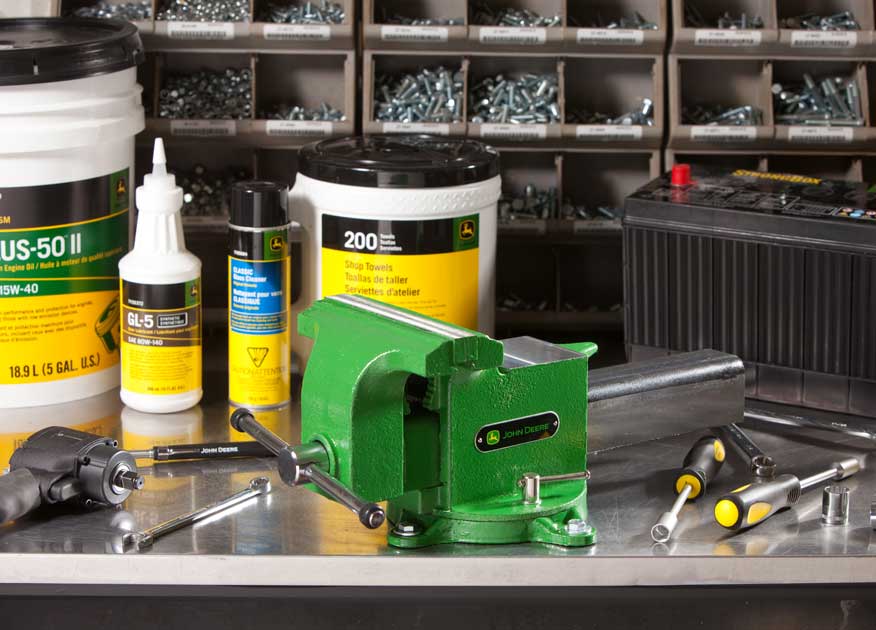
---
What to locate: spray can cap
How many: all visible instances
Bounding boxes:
[136,138,183,213]
[230,181,289,228]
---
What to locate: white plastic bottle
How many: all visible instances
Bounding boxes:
[119,139,202,413]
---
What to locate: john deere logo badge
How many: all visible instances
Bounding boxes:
[476,412,559,453]
[116,177,127,197]
[459,219,475,240]
[269,235,284,252]
[247,347,269,368]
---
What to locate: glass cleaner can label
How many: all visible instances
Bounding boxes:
[228,227,291,408]
[121,279,202,396]
[0,169,129,385]
[321,214,479,329]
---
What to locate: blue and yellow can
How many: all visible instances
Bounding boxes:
[228,181,291,409]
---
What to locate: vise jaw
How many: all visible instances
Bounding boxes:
[298,295,598,548]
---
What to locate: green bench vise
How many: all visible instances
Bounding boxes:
[231,294,598,548]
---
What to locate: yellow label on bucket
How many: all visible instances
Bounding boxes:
[0,169,129,386]
[320,214,479,329]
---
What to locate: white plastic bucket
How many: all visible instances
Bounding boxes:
[290,135,500,358]
[0,19,145,408]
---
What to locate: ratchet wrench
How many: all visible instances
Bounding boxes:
[123,476,271,550]
[719,423,777,480]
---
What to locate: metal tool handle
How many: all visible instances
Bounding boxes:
[123,477,271,550]
[230,408,385,530]
[130,441,274,462]
[230,409,290,456]
[302,465,385,529]
[719,423,776,480]
[519,470,590,505]
[799,458,860,490]
[744,406,876,442]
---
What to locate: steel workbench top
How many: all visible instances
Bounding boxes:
[1,382,875,588]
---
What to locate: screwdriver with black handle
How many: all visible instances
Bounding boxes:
[651,435,726,543]
[714,457,860,532]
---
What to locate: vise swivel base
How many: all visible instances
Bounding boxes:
[234,294,598,548]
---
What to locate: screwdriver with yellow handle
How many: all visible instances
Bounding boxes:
[714,457,860,532]
[651,435,726,543]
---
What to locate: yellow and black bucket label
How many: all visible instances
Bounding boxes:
[321,213,480,329]
[121,278,202,396]
[0,169,129,385]
[229,226,291,408]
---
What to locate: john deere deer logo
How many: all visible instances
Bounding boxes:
[459,219,475,240]
[269,235,284,252]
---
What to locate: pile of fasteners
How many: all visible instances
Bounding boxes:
[264,102,346,121]
[471,2,561,27]
[568,12,657,29]
[159,68,252,119]
[498,293,550,313]
[70,1,152,20]
[374,66,463,124]
[682,104,763,126]
[470,74,560,124]
[781,12,859,30]
[258,1,345,24]
[380,10,464,26]
[177,165,252,217]
[156,0,250,21]
[498,185,557,221]
[567,98,654,126]
[685,5,763,29]
[773,75,863,126]
[559,201,619,221]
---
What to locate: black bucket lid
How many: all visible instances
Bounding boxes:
[0,18,144,86]
[298,135,500,189]
[231,181,289,228]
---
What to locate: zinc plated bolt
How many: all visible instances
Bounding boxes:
[374,65,463,124]
[469,73,560,124]
[258,0,346,24]
[565,518,593,536]
[156,0,250,22]
[392,521,422,537]
[71,1,152,20]
[682,103,763,126]
[471,2,561,27]
[774,74,864,126]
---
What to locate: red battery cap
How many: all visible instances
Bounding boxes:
[671,164,692,187]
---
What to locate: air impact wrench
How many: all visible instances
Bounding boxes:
[0,426,144,525]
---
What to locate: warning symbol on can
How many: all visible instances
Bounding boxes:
[247,347,269,367]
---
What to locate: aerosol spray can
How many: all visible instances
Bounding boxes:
[228,181,291,408]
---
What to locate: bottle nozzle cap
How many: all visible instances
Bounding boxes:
[151,137,168,178]
[143,137,175,190]
[137,137,183,213]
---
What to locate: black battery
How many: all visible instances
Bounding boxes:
[623,166,876,418]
